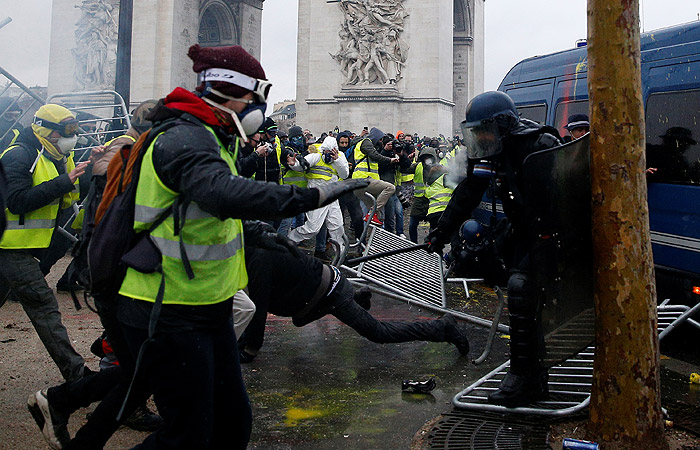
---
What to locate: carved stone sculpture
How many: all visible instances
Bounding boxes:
[72,0,119,90]
[331,0,409,86]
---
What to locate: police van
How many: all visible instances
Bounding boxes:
[489,21,700,303]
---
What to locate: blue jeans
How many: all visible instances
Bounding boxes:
[383,193,404,235]
[277,213,305,237]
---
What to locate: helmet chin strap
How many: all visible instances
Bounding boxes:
[201,96,250,144]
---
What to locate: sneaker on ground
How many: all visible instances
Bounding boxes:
[369,214,383,226]
[401,378,436,393]
[399,233,407,239]
[27,390,70,450]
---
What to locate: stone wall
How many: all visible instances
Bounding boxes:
[49,0,263,105]
[296,0,484,138]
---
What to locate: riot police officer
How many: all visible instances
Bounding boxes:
[426,91,561,407]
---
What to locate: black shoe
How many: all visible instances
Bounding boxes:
[487,371,549,407]
[401,378,436,393]
[124,404,163,432]
[353,286,372,311]
[27,389,70,449]
[441,315,470,356]
[239,350,257,364]
[56,279,84,293]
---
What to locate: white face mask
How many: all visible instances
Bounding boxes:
[56,135,78,155]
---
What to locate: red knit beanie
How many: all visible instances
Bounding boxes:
[188,44,267,100]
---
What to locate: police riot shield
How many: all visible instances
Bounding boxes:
[521,134,595,367]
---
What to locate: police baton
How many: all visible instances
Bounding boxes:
[345,243,429,266]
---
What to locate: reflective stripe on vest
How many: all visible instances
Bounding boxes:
[307,159,337,180]
[119,129,247,306]
[413,163,426,197]
[351,139,379,180]
[0,146,77,249]
[427,174,454,216]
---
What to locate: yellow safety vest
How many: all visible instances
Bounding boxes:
[119,126,247,306]
[440,149,456,167]
[427,174,454,216]
[0,145,79,249]
[307,158,339,181]
[351,139,379,180]
[281,167,308,188]
[413,163,426,198]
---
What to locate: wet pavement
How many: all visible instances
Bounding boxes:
[241,285,509,450]
[1,256,698,449]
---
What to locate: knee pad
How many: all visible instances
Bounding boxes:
[507,272,536,313]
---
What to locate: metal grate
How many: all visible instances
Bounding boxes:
[668,401,700,437]
[426,410,550,450]
[453,300,699,416]
[351,225,446,308]
[453,346,595,417]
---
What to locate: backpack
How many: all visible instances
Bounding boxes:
[87,120,179,307]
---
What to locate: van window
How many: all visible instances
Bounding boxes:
[516,104,547,124]
[645,90,700,185]
[554,100,589,138]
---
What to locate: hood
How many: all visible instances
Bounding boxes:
[368,127,385,145]
[147,87,221,127]
[418,147,438,161]
[320,136,338,152]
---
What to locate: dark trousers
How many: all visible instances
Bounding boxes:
[121,320,251,450]
[0,249,84,382]
[328,277,451,343]
[58,296,148,450]
[338,191,365,241]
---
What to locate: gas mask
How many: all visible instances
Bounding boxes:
[289,135,306,152]
[56,135,78,155]
[323,151,333,164]
[200,86,267,143]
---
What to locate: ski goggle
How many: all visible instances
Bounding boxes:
[33,116,80,137]
[198,68,272,104]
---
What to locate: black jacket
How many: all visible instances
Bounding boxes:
[147,108,318,222]
[437,119,561,239]
[1,127,75,216]
[237,141,281,183]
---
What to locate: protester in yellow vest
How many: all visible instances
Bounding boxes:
[287,135,349,256]
[406,147,446,243]
[0,104,92,383]
[350,126,397,225]
[426,172,456,230]
[55,44,368,450]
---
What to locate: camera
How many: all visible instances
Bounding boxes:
[392,140,413,155]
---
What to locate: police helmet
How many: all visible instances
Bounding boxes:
[461,91,519,160]
[459,219,487,251]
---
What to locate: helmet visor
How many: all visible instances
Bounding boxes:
[461,120,503,160]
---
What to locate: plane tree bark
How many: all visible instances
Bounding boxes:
[587,1,668,448]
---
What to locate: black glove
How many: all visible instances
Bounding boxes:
[242,220,303,258]
[314,179,370,208]
[425,227,448,254]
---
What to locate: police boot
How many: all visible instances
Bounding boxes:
[487,312,548,407]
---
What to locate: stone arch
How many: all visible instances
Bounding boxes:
[453,0,474,134]
[453,0,472,38]
[198,1,240,47]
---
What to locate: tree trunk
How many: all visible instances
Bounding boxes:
[587,1,667,448]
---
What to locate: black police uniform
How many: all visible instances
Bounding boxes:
[432,118,560,406]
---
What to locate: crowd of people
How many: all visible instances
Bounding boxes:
[0,44,485,450]
[0,26,605,447]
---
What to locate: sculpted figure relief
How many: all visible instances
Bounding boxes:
[331,0,409,86]
[72,0,119,90]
